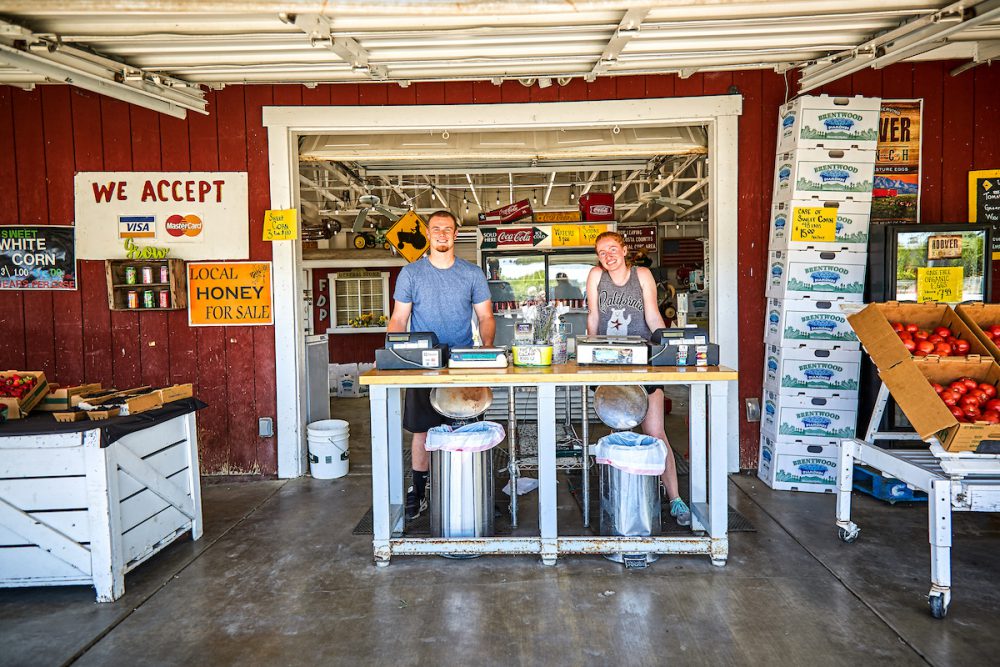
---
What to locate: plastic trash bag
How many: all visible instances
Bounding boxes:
[426,421,506,453]
[593,432,668,476]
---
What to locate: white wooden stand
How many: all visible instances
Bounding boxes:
[0,412,203,602]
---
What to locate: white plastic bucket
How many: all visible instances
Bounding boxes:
[307,419,350,479]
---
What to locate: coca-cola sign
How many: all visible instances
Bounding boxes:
[589,204,613,216]
[478,198,533,224]
[497,228,533,245]
[479,226,548,249]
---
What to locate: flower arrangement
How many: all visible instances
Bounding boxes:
[348,312,387,328]
[519,300,570,343]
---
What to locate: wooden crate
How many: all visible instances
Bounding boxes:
[105,259,187,311]
[0,412,203,601]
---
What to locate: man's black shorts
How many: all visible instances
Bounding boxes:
[403,387,450,433]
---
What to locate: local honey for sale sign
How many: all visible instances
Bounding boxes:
[188,261,273,326]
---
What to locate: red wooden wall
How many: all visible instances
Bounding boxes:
[2,61,1000,472]
[309,265,401,363]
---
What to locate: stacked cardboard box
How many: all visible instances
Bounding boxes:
[758,95,881,493]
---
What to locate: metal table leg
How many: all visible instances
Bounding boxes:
[507,386,518,528]
[537,383,558,564]
[581,384,590,528]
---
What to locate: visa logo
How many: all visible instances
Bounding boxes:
[119,215,156,239]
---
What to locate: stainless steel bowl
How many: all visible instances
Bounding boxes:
[429,386,493,420]
[593,385,648,430]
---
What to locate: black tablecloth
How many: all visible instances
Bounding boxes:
[0,397,207,446]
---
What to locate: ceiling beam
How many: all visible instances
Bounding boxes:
[579,170,601,197]
[587,7,649,81]
[291,13,387,79]
[542,172,557,207]
[613,169,642,203]
[950,39,1000,75]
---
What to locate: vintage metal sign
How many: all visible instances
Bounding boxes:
[74,172,249,260]
[872,100,922,224]
[384,211,428,263]
[0,225,77,290]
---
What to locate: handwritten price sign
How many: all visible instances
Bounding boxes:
[916,266,964,303]
[263,209,297,241]
[791,207,837,242]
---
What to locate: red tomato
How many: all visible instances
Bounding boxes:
[962,377,979,390]
[934,343,952,356]
[970,389,989,405]
[899,331,913,342]
[942,391,960,406]
[902,339,916,352]
[986,399,1000,413]
[989,325,1000,337]
[950,382,969,395]
[934,326,952,339]
[983,410,1000,424]
[960,395,981,409]
[964,405,982,420]
[980,383,997,399]
[905,323,920,333]
[928,334,943,344]
[914,330,930,341]
[950,405,967,420]
[931,383,945,394]
[917,340,936,355]
[955,339,971,354]
[891,322,904,332]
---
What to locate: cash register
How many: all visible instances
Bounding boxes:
[374,332,447,370]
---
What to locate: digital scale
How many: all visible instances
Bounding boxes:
[575,335,649,365]
[448,347,508,368]
[375,332,447,370]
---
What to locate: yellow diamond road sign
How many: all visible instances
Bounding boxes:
[385,211,429,263]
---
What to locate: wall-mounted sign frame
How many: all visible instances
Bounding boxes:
[187,261,273,326]
[0,225,77,290]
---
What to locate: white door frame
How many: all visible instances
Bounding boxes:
[264,96,743,478]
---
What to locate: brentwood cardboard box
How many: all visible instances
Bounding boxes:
[776,95,881,152]
[773,147,876,202]
[768,197,871,252]
[846,302,990,368]
[762,384,857,443]
[766,248,867,301]
[764,297,860,349]
[0,370,49,420]
[955,302,1000,362]
[758,426,840,494]
[764,343,861,397]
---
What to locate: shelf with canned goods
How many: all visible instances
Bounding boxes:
[105,259,187,311]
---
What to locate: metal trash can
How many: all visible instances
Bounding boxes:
[426,421,505,539]
[593,432,668,567]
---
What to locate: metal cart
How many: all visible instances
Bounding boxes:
[836,383,1000,618]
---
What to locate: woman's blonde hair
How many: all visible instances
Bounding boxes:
[594,231,630,267]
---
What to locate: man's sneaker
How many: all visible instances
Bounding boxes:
[669,498,691,527]
[405,486,427,521]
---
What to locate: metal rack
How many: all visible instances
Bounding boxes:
[836,382,1000,618]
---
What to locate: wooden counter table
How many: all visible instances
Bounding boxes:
[360,362,737,566]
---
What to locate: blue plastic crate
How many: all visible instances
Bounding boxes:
[852,465,927,504]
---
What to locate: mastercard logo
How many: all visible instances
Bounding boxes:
[165,214,204,237]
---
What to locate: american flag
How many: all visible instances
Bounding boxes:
[660,238,704,266]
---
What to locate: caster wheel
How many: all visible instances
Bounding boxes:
[928,594,948,619]
[838,526,860,543]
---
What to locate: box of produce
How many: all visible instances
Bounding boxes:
[762,385,857,443]
[955,302,1000,362]
[763,343,861,397]
[758,427,840,494]
[77,386,160,417]
[777,95,881,152]
[37,383,103,411]
[773,147,877,202]
[768,197,871,252]
[0,371,49,419]
[154,383,194,403]
[763,297,859,348]
[766,248,866,300]
[846,302,989,371]
[878,355,1000,452]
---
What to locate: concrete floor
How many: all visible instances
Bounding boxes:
[2,391,999,666]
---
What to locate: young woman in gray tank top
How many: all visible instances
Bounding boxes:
[585,231,691,527]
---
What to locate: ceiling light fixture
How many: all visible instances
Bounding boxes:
[496,191,500,206]
[611,176,618,193]
[569,184,576,202]
[533,190,538,205]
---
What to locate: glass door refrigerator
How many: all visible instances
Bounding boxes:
[859,223,993,434]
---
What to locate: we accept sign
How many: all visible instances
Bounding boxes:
[74,172,249,261]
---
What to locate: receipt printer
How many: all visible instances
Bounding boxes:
[376,332,448,369]
[648,327,719,367]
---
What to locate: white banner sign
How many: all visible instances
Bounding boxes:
[74,172,249,260]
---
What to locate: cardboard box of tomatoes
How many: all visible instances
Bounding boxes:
[955,302,1000,363]
[0,371,49,420]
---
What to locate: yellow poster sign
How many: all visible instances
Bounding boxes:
[791,207,837,243]
[384,211,429,263]
[535,211,582,223]
[551,225,580,247]
[263,209,297,241]
[578,224,608,246]
[916,266,963,304]
[187,262,273,326]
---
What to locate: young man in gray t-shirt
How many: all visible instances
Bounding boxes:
[387,210,495,520]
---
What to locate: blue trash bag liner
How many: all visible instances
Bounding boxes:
[593,432,667,476]
[426,421,506,453]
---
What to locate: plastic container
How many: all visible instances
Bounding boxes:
[512,344,553,367]
[595,432,667,539]
[307,419,350,479]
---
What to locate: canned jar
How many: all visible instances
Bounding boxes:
[143,290,155,308]
[126,290,138,309]
[124,266,137,285]
[158,290,169,308]
[159,264,169,284]
[141,266,154,284]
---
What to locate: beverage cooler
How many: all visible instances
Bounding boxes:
[859,223,993,433]
[478,223,615,347]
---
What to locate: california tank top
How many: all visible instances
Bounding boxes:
[596,267,653,340]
